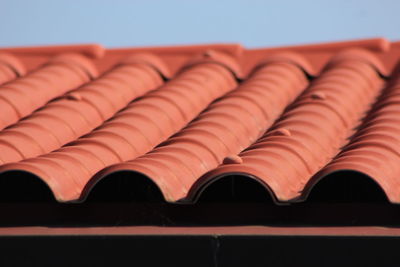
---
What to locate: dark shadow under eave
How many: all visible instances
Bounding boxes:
[192,174,274,203]
[83,170,165,203]
[0,168,392,205]
[303,170,389,203]
[0,170,55,202]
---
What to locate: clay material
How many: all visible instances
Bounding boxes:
[1,39,400,204]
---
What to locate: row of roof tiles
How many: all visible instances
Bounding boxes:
[0,38,399,203]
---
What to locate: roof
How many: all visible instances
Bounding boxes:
[0,38,400,204]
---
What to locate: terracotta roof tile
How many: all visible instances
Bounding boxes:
[304,69,400,203]
[196,49,384,203]
[0,52,238,201]
[1,38,400,204]
[100,54,309,202]
[0,53,97,130]
[0,54,165,165]
[0,53,26,84]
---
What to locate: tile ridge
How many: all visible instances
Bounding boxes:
[249,38,390,53]
[0,44,105,59]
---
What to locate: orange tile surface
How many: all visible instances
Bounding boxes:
[0,38,400,203]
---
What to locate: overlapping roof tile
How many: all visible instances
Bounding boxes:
[0,53,26,85]
[0,39,400,204]
[195,49,385,203]
[0,54,165,165]
[0,53,97,130]
[99,53,310,202]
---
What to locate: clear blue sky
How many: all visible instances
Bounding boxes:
[1,0,399,48]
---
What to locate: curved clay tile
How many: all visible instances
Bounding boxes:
[183,50,243,79]
[255,51,316,77]
[0,57,238,202]
[193,48,385,203]
[0,53,98,130]
[326,48,388,77]
[96,55,310,202]
[118,53,172,79]
[0,54,166,165]
[0,53,26,85]
[303,71,400,203]
[49,53,98,79]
